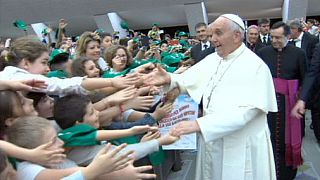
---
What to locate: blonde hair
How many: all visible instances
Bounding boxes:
[76,32,101,57]
[7,116,51,149]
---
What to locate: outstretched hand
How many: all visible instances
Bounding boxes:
[1,79,47,91]
[124,95,155,110]
[130,125,158,135]
[157,130,180,146]
[105,86,137,106]
[140,131,161,142]
[83,143,134,179]
[112,73,141,89]
[152,102,173,121]
[29,138,66,167]
[171,120,200,136]
[143,64,171,86]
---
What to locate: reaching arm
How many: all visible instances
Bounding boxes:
[35,167,80,180]
[0,140,65,167]
[96,125,152,141]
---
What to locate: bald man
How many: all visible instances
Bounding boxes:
[146,14,277,180]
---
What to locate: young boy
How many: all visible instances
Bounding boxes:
[54,94,179,166]
[47,49,72,78]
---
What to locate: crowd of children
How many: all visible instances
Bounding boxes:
[0,18,198,180]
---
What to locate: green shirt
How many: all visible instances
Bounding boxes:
[102,68,131,78]
[47,70,69,79]
[58,124,100,147]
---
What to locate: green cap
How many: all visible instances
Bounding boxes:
[13,20,27,31]
[75,36,80,41]
[152,23,160,27]
[49,49,69,64]
[120,21,129,30]
[133,37,140,43]
[41,28,49,35]
[178,31,188,37]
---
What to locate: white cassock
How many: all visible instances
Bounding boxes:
[167,44,278,180]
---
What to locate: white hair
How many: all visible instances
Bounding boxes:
[228,20,245,40]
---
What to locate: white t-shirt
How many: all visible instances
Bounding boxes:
[67,140,160,166]
[17,159,77,180]
[0,66,88,96]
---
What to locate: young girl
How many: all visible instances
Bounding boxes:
[71,57,100,78]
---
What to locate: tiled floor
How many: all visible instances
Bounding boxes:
[167,111,320,180]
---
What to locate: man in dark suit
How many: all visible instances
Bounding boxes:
[289,21,320,143]
[257,18,272,46]
[190,22,215,64]
[245,25,265,53]
[289,20,319,69]
[292,43,320,145]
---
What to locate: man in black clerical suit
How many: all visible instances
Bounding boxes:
[289,20,319,69]
[292,43,320,145]
[245,25,265,53]
[257,22,306,180]
[257,18,272,46]
[190,22,215,64]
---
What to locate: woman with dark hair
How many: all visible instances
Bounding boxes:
[71,57,100,78]
[103,45,133,78]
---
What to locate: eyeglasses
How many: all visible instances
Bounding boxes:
[115,54,127,58]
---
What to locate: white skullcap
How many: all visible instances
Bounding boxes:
[220,14,245,30]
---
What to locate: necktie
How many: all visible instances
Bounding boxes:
[249,44,255,51]
[263,36,267,44]
[203,44,208,50]
[292,40,296,47]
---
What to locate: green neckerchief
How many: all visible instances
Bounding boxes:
[47,70,69,79]
[102,68,131,78]
[58,124,100,147]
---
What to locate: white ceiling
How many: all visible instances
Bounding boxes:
[0,0,319,38]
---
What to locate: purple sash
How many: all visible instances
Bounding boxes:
[273,78,302,168]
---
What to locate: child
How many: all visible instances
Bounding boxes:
[47,49,72,78]
[7,116,154,180]
[71,57,100,78]
[54,94,179,166]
